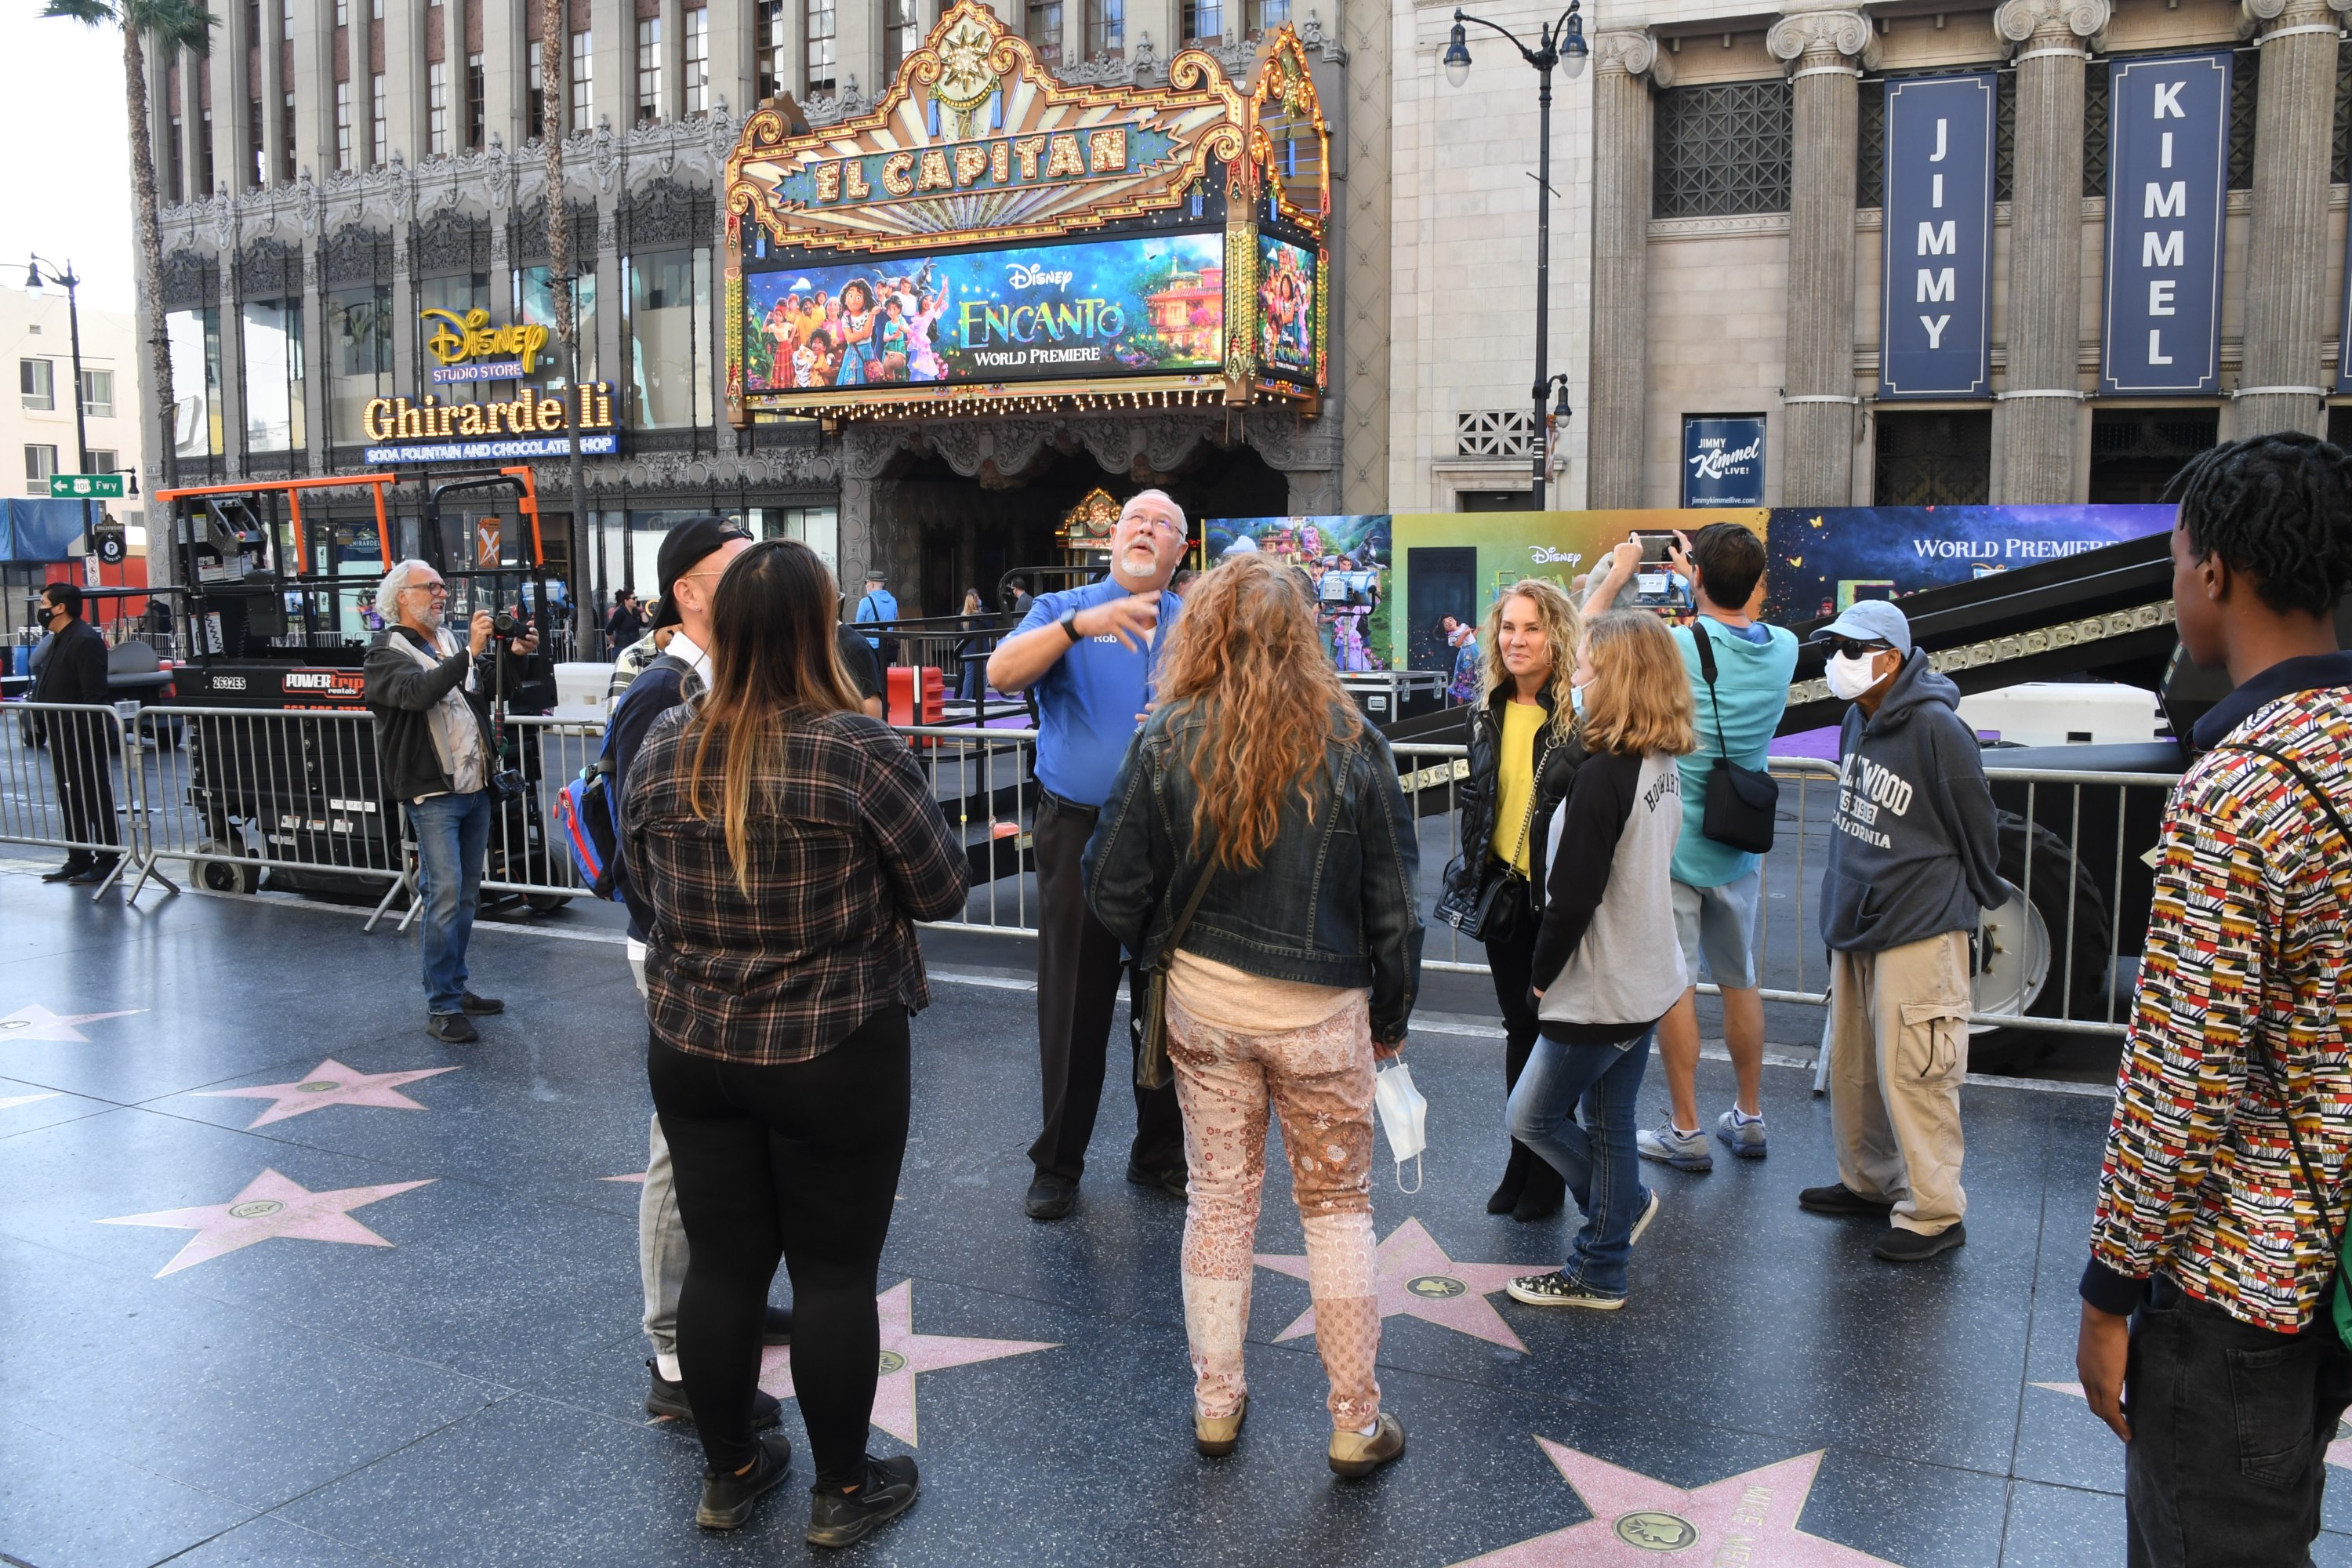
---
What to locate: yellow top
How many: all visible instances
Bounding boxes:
[1490,699,1546,876]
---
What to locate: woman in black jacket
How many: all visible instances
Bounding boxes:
[1086,554,1421,1479]
[1443,577,1585,1220]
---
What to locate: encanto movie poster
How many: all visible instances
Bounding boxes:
[1203,514,1392,672]
[1257,238,1316,383]
[741,231,1225,391]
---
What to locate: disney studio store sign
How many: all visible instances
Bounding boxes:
[361,309,623,463]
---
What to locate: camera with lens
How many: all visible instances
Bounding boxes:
[488,767,526,803]
[492,611,528,640]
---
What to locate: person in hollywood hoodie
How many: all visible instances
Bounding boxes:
[1800,598,2013,1265]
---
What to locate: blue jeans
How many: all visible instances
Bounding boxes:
[407,789,490,1014]
[1504,1029,1654,1297]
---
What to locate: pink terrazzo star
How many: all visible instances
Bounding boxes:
[1454,1440,1900,1566]
[96,1167,434,1277]
[0,1004,143,1043]
[601,1172,648,1184]
[0,1091,60,1111]
[758,1278,1055,1445]
[1255,1216,1552,1352]
[2032,1381,2352,1468]
[193,1058,459,1127]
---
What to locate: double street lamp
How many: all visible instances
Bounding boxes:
[1443,2,1587,509]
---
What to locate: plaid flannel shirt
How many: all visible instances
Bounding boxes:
[2083,687,2352,1333]
[620,706,968,1065]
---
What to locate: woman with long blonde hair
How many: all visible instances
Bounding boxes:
[1087,554,1422,1478]
[622,539,967,1547]
[1438,578,1586,1221]
[1502,610,1697,1312]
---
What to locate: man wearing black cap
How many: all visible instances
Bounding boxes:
[601,518,800,1425]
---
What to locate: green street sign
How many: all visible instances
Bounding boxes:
[49,474,125,499]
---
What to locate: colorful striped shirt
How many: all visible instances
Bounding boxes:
[2082,680,2352,1333]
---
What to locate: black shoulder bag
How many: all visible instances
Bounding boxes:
[1693,619,1778,855]
[2219,740,2352,1347]
[1435,726,1545,944]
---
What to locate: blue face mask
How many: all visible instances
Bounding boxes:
[1570,681,1588,718]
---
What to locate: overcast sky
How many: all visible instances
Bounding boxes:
[0,5,140,314]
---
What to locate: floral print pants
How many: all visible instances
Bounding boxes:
[1167,992,1381,1432]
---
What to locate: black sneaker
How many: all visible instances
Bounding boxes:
[1873,1221,1966,1262]
[425,1012,478,1044]
[1025,1173,1077,1221]
[762,1305,793,1345]
[1125,1160,1188,1199]
[1504,1269,1626,1311]
[459,990,504,1015]
[695,1430,794,1530]
[644,1359,783,1430]
[806,1454,919,1548]
[1798,1181,1893,1217]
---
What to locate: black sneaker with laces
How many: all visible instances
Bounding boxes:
[1025,1173,1077,1221]
[806,1454,920,1548]
[644,1359,783,1430]
[1125,1160,1187,1198]
[1873,1221,1966,1262]
[1797,1181,1893,1217]
[695,1430,793,1530]
[425,1012,478,1044]
[459,990,504,1015]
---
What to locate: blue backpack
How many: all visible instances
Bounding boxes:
[557,655,688,900]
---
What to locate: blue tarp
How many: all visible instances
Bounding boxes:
[0,499,94,562]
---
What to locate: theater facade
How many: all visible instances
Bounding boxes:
[136,0,1379,623]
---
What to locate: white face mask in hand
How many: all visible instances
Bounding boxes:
[1373,1061,1428,1193]
[1824,650,1887,702]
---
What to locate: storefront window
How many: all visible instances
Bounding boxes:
[624,247,713,430]
[754,505,838,573]
[326,285,393,442]
[167,307,224,459]
[517,266,599,386]
[240,298,306,452]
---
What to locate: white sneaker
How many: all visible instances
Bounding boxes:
[1628,1186,1661,1247]
[1636,1119,1713,1172]
[1715,1109,1769,1160]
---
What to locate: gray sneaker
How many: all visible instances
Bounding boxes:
[1635,1119,1712,1172]
[1715,1110,1769,1160]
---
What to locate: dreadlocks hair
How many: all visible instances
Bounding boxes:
[2162,430,2352,618]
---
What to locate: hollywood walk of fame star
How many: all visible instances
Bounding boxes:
[601,1172,648,1184]
[756,1279,1056,1446]
[0,1004,143,1044]
[1254,1217,1554,1352]
[0,1091,60,1111]
[192,1058,459,1128]
[96,1167,434,1277]
[2032,1381,2352,1468]
[1454,1440,1902,1566]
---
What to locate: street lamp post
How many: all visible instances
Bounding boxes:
[24,256,94,546]
[1443,3,1588,510]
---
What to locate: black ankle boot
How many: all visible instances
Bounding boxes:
[1512,1164,1567,1222]
[1486,1144,1534,1214]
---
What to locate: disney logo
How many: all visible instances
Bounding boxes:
[1005,263,1076,289]
[1527,546,1584,566]
[1686,437,1762,481]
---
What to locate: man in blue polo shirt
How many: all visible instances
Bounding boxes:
[988,489,1189,1221]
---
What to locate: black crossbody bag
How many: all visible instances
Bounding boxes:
[1692,619,1778,855]
[1435,728,1548,944]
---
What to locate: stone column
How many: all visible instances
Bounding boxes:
[659,0,684,120]
[1766,8,1869,506]
[2235,0,2349,438]
[1993,0,2103,502]
[1587,29,1670,509]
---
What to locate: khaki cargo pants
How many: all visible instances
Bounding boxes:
[1828,928,1970,1235]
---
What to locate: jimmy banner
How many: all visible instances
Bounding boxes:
[741,231,1224,391]
[2101,50,2231,396]
[1203,514,1392,672]
[1879,73,1996,400]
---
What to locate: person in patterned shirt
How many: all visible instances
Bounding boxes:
[2077,431,2352,1568]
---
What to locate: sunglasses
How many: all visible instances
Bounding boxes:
[1824,637,1893,661]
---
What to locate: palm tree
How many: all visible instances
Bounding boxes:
[541,0,590,647]
[43,0,218,489]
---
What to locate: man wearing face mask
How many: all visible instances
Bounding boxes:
[989,490,1192,1221]
[1800,598,2011,1262]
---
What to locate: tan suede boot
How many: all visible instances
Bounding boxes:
[1327,1411,1406,1477]
[1195,1393,1247,1457]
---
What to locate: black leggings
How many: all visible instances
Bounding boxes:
[648,1009,910,1484]
[1486,912,1566,1196]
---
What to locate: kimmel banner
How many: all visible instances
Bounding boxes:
[2100,50,2232,396]
[1878,73,1997,400]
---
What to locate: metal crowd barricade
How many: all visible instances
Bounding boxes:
[466,710,611,909]
[898,722,1042,937]
[0,700,144,898]
[124,702,406,923]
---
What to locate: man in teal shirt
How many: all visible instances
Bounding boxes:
[1584,524,1796,1171]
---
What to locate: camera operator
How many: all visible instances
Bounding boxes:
[363,559,536,1044]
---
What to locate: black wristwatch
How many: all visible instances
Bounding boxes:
[1058,606,1083,643]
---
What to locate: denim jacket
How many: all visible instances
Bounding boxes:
[1082,700,1425,1044]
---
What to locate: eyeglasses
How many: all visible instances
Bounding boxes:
[405,582,448,597]
[1824,637,1893,661]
